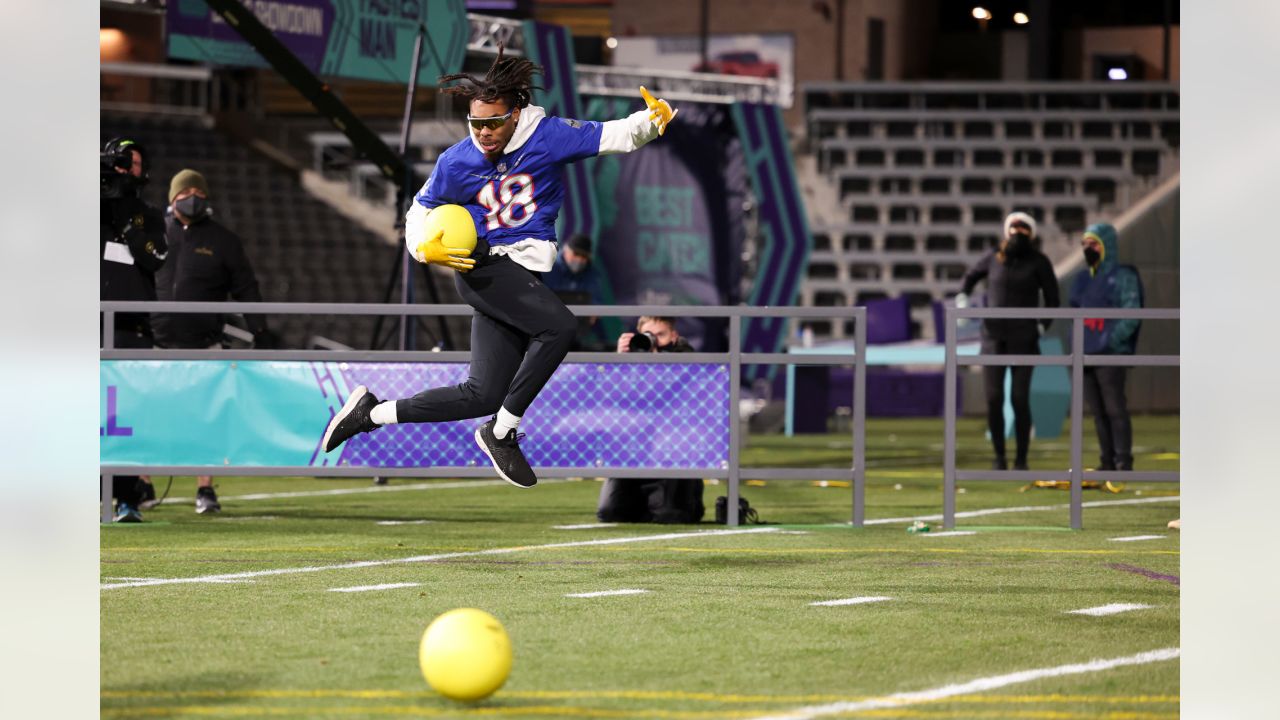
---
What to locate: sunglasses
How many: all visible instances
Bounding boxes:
[466,111,514,131]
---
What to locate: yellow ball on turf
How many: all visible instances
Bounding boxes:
[418,608,512,702]
[423,204,478,254]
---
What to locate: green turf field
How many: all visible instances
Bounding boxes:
[101,416,1179,719]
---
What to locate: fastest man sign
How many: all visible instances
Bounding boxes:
[167,0,467,85]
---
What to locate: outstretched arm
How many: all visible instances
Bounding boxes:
[597,86,678,156]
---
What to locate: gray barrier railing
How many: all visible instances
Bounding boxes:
[943,307,1180,530]
[101,302,866,527]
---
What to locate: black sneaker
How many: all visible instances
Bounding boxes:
[1013,460,1029,471]
[323,385,380,453]
[992,457,1008,471]
[475,418,537,488]
[195,486,222,514]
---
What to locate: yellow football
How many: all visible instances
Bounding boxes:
[422,204,478,253]
[418,608,512,702]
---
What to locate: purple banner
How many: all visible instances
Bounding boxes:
[327,362,730,469]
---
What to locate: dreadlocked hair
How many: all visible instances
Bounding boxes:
[438,45,543,111]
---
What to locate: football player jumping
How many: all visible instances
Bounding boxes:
[322,47,677,488]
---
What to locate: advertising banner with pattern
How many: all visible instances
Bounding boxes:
[166,0,468,85]
[101,361,730,469]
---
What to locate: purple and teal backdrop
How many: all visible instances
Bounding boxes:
[732,102,813,381]
[101,361,729,469]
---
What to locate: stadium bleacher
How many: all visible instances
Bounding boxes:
[799,82,1180,340]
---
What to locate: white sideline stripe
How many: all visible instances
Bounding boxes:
[1108,534,1165,542]
[328,582,421,593]
[1067,603,1154,617]
[100,527,779,590]
[810,596,893,606]
[919,531,976,537]
[566,589,649,598]
[746,647,1179,720]
[554,523,618,530]
[863,496,1179,526]
[160,478,573,505]
[375,520,433,526]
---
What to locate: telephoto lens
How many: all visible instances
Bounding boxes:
[628,331,656,352]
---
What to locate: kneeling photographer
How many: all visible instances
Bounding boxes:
[598,317,703,524]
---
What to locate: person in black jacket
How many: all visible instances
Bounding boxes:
[152,169,273,352]
[101,137,167,349]
[959,212,1060,471]
[100,137,168,523]
[151,169,275,514]
[597,317,705,524]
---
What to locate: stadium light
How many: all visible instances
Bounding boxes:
[971,7,992,20]
[605,36,618,50]
[1107,67,1128,81]
[1013,12,1029,24]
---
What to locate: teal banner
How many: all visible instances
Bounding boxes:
[100,361,731,469]
[167,0,468,85]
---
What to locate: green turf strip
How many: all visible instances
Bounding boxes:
[103,417,1178,718]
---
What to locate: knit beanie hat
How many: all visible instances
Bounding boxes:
[1004,211,1037,239]
[168,169,210,204]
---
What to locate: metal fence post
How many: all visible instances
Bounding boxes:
[1070,317,1085,529]
[852,307,866,526]
[943,306,957,529]
[728,313,742,527]
[101,474,114,524]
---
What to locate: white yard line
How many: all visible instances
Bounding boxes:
[919,531,976,537]
[1108,535,1165,542]
[328,583,421,593]
[810,596,893,607]
[864,496,1179,526]
[1067,603,1154,617]
[375,520,433,526]
[100,527,779,590]
[746,647,1179,720]
[565,589,649,598]
[554,523,618,530]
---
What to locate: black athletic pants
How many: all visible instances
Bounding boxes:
[1083,365,1132,470]
[981,336,1038,465]
[396,255,577,422]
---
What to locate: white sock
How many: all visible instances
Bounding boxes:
[370,401,398,425]
[493,406,521,438]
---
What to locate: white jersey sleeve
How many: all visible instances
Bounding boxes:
[404,202,431,263]
[597,108,661,156]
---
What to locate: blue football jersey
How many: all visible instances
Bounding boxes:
[412,113,603,247]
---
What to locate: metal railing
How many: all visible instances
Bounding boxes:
[101,301,866,527]
[943,307,1180,529]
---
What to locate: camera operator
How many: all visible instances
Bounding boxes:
[598,317,703,523]
[100,137,167,349]
[100,137,167,523]
[615,314,693,354]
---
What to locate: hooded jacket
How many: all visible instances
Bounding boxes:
[1068,223,1144,355]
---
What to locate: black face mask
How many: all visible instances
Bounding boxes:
[1083,248,1101,266]
[1005,233,1031,257]
[175,195,210,222]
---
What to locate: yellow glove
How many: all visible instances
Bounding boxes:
[415,229,475,273]
[639,85,678,136]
